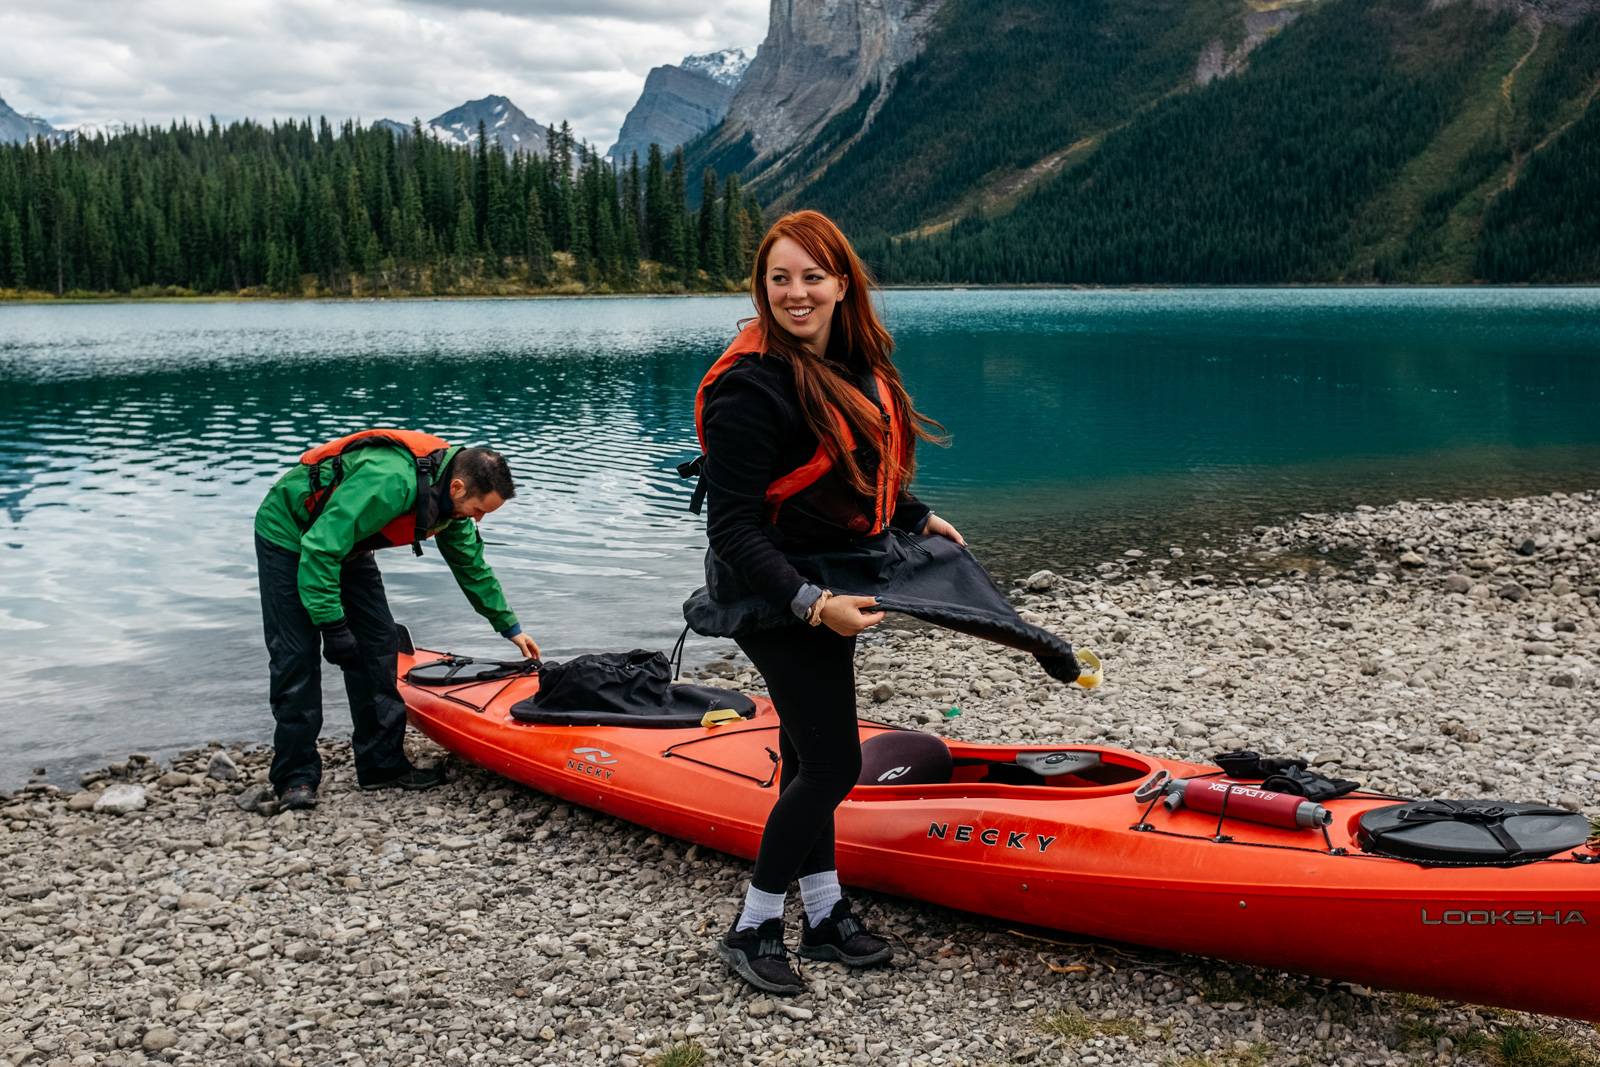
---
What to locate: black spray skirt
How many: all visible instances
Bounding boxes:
[683,529,1082,684]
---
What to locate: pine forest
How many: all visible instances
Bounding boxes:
[0,119,765,298]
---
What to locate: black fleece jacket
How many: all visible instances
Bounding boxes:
[701,351,931,610]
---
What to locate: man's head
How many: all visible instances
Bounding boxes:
[447,447,516,521]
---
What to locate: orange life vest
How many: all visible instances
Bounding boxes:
[687,323,907,536]
[300,429,452,556]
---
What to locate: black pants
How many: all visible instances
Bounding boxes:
[256,534,412,793]
[735,624,861,894]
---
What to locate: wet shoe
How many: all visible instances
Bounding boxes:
[798,899,892,967]
[358,763,446,791]
[716,918,805,996]
[277,783,318,811]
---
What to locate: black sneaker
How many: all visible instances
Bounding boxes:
[277,783,318,811]
[716,918,805,996]
[798,899,892,967]
[358,763,447,792]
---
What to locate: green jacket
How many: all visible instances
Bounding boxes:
[255,443,519,633]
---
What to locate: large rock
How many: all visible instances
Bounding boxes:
[93,784,146,815]
[235,782,276,814]
[207,751,240,781]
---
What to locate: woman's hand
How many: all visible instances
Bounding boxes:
[924,513,966,547]
[510,633,541,660]
[819,593,884,637]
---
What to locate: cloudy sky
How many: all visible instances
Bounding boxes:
[0,0,768,148]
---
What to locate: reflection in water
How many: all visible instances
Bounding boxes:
[1,289,1598,786]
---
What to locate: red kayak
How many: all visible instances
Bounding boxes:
[398,646,1600,1022]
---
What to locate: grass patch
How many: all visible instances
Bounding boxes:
[1040,1009,1147,1041]
[1486,1027,1600,1067]
[1174,1043,1272,1067]
[648,1043,707,1067]
[1401,1020,1599,1067]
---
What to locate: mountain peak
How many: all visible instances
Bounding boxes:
[681,48,753,88]
[424,96,552,155]
[606,48,751,163]
[0,94,59,146]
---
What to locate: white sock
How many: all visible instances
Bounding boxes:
[799,870,843,927]
[736,884,787,932]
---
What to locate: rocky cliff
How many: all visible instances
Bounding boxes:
[607,49,750,164]
[699,0,945,172]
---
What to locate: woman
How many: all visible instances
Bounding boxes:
[692,210,962,995]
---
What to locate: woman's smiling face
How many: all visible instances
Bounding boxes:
[764,236,847,355]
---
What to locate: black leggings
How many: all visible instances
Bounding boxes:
[735,624,861,894]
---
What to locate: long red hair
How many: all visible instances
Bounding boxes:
[749,210,945,494]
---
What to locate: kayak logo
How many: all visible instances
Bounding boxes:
[877,766,911,783]
[567,747,617,781]
[928,822,1056,853]
[1421,908,1586,927]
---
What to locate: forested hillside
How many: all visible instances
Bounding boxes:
[697,0,1600,285]
[0,120,763,298]
[793,0,1239,237]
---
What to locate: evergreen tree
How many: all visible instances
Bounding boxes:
[525,182,551,281]
[453,192,477,259]
[741,191,763,274]
[3,210,24,288]
[474,120,491,244]
[344,166,373,276]
[614,163,640,278]
[698,167,724,282]
[668,147,692,282]
[643,144,668,260]
[721,173,745,280]
[556,123,577,254]
[620,153,642,267]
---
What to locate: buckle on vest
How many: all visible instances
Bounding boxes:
[678,455,708,515]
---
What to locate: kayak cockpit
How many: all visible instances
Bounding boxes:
[852,732,1155,800]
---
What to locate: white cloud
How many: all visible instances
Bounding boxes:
[0,0,767,146]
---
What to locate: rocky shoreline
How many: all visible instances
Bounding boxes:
[4,490,1598,1066]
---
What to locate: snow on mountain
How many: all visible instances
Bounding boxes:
[681,48,753,88]
[372,95,552,156]
[607,48,752,164]
[0,95,59,146]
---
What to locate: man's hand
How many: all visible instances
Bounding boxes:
[319,620,362,670]
[820,594,884,637]
[924,513,966,546]
[509,633,541,660]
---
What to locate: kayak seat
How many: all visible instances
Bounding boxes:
[857,730,955,786]
[405,656,540,686]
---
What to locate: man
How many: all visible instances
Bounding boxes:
[254,429,539,811]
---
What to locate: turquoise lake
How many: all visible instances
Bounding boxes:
[2,288,1598,787]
